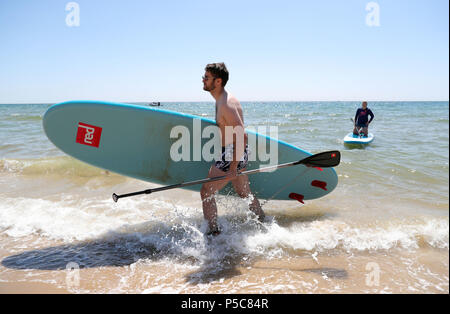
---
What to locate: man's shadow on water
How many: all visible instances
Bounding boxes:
[1,213,346,285]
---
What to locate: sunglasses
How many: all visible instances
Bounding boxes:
[202,75,216,81]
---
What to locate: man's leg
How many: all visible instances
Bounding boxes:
[353,126,359,135]
[231,172,265,222]
[200,165,230,232]
[362,127,368,137]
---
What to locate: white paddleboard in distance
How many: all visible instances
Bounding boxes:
[43,100,339,201]
[343,132,374,145]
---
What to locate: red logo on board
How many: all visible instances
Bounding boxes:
[75,122,102,148]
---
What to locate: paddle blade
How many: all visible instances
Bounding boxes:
[298,151,341,168]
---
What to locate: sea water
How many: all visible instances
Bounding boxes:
[0,101,448,293]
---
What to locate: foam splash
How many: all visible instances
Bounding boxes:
[1,194,448,295]
[247,219,449,253]
[0,194,448,260]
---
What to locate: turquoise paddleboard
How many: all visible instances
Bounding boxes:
[43,101,338,201]
[343,132,374,145]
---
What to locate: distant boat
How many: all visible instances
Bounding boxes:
[149,102,161,106]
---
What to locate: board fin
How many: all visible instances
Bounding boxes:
[289,193,305,204]
[311,180,328,191]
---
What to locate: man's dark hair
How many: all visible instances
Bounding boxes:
[205,62,229,87]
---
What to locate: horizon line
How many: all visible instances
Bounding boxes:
[0,99,449,105]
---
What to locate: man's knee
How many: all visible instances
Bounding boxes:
[200,184,214,200]
[200,185,209,200]
[236,190,249,199]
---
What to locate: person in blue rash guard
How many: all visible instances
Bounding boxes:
[353,101,374,137]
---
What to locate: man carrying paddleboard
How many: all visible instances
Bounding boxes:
[353,101,374,137]
[200,63,265,236]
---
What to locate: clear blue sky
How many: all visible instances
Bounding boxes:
[0,0,448,103]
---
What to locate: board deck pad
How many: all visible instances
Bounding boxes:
[43,101,338,200]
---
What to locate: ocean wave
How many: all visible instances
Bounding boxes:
[0,195,447,260]
[435,117,449,123]
[246,218,449,253]
[0,144,21,152]
[4,114,43,122]
[0,156,113,178]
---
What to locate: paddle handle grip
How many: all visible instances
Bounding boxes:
[112,189,152,202]
[112,174,235,202]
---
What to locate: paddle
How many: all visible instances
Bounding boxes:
[112,150,340,202]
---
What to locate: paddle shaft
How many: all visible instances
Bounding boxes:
[113,160,302,201]
[112,150,340,202]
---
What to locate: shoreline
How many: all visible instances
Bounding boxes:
[1,248,448,294]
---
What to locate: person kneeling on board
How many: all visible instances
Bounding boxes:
[353,101,374,137]
[200,62,265,236]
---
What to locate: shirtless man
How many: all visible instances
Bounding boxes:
[200,63,265,236]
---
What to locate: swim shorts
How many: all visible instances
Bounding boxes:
[214,144,249,173]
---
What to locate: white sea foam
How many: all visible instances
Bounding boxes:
[246,218,449,254]
[0,194,448,259]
